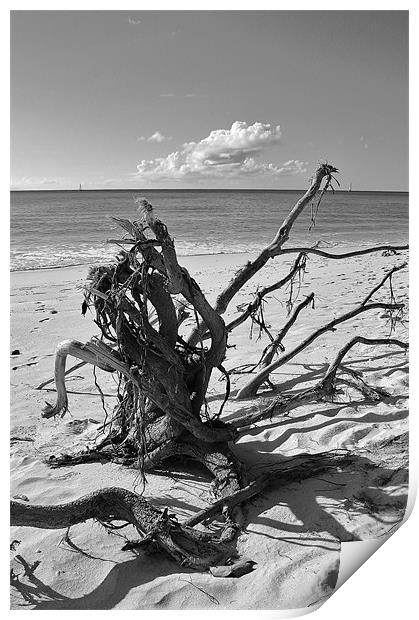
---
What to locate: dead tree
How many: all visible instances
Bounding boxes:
[11,163,408,573]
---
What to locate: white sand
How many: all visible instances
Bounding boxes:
[10,249,409,610]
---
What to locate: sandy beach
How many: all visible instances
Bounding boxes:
[10,247,409,610]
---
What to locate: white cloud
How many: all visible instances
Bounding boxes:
[137,131,172,143]
[360,135,369,149]
[11,176,61,189]
[128,17,141,25]
[136,121,307,181]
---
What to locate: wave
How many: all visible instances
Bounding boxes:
[11,237,400,272]
[10,243,264,272]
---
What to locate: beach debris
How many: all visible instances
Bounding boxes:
[10,540,21,551]
[11,349,20,356]
[10,436,34,443]
[178,576,220,604]
[210,558,257,578]
[12,495,29,502]
[382,249,400,256]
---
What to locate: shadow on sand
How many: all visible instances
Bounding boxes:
[11,433,408,610]
[11,350,408,609]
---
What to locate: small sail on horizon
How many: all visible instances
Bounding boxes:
[79,183,82,191]
[348,183,352,192]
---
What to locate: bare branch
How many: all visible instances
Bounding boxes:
[237,300,404,399]
[258,293,315,368]
[274,244,408,260]
[222,252,307,337]
[188,164,338,347]
[235,337,408,426]
[360,262,407,306]
[184,449,352,527]
[237,259,407,399]
[320,336,408,390]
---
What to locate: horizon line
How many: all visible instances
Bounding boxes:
[10,187,409,194]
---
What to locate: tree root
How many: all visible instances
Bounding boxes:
[42,334,237,444]
[11,487,232,570]
[42,338,128,419]
[11,450,354,573]
[46,428,245,524]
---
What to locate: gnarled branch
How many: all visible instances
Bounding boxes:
[11,487,231,570]
[275,244,408,260]
[188,164,338,347]
[237,299,404,400]
[235,337,408,427]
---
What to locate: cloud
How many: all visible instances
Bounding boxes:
[137,131,172,143]
[11,176,60,189]
[360,135,369,149]
[136,121,307,181]
[128,17,141,25]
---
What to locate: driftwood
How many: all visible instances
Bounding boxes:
[11,487,233,570]
[188,164,339,348]
[11,450,353,570]
[236,274,406,399]
[234,337,408,429]
[11,163,408,578]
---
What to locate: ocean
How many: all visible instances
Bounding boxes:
[10,189,408,271]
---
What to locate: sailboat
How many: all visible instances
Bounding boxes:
[79,183,83,191]
[348,183,352,192]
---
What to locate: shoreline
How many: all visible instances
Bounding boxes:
[9,250,257,275]
[10,252,261,291]
[10,237,409,275]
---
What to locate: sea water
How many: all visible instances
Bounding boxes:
[10,189,408,271]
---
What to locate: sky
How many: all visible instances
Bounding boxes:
[10,10,408,191]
